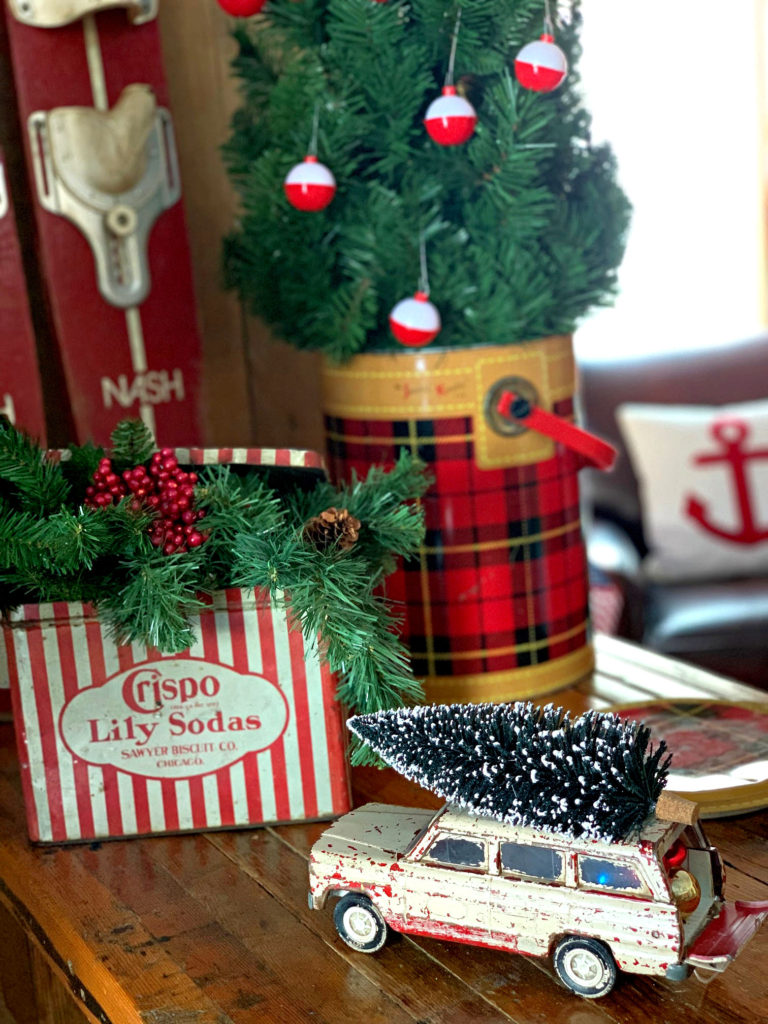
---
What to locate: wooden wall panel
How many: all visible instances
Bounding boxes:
[157,0,325,454]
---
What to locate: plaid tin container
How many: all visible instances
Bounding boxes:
[2,449,352,843]
[322,336,594,704]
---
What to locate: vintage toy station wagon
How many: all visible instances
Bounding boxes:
[308,801,768,998]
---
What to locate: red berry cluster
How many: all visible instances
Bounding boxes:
[85,447,208,555]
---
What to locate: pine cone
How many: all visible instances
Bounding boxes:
[303,507,361,551]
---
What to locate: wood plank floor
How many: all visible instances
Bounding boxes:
[1,637,767,1022]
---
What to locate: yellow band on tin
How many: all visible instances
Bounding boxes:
[321,336,575,470]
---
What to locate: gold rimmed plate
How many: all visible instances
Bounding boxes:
[609,699,768,818]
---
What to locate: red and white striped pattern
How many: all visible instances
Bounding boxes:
[46,446,325,470]
[173,447,326,469]
[5,589,351,843]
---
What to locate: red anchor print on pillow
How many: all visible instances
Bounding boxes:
[685,418,768,544]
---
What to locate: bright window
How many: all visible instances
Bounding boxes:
[575,0,766,359]
[579,855,645,893]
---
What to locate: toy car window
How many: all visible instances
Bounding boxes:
[426,835,486,869]
[500,842,563,881]
[579,856,645,893]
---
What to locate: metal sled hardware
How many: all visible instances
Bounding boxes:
[0,161,8,220]
[28,85,181,308]
[8,0,157,28]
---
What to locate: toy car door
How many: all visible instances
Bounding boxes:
[403,830,491,941]
[487,838,571,955]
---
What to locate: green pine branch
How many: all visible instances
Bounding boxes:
[0,505,52,571]
[0,418,70,514]
[109,419,156,470]
[0,423,428,727]
[223,0,631,360]
[231,453,428,750]
[60,441,105,497]
[233,536,423,765]
[97,549,208,652]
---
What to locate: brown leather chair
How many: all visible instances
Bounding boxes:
[577,333,768,688]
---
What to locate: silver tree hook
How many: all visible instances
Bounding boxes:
[309,100,321,156]
[446,6,463,87]
[418,233,431,297]
[543,0,555,36]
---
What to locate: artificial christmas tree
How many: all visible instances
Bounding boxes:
[348,701,671,842]
[223,0,630,700]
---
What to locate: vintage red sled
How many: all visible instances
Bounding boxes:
[0,144,48,717]
[3,0,203,446]
[0,145,47,443]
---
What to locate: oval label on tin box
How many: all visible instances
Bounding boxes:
[59,658,290,780]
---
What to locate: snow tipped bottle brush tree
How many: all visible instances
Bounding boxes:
[223,0,631,360]
[0,417,428,757]
[348,701,672,841]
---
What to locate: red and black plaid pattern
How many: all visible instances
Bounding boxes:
[325,397,589,680]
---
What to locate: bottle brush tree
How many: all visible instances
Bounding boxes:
[348,702,671,841]
[223,0,631,361]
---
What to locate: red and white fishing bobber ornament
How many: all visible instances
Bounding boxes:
[425,86,477,146]
[284,155,337,211]
[515,1,568,93]
[283,103,337,212]
[389,291,442,347]
[424,8,477,146]
[215,0,268,15]
[389,237,441,348]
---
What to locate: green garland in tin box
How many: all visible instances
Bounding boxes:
[0,418,428,764]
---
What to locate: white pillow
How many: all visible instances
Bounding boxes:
[617,399,768,581]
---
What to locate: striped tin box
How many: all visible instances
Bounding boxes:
[0,447,325,719]
[2,448,352,843]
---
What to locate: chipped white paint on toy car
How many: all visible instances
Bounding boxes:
[310,804,433,894]
[308,803,722,977]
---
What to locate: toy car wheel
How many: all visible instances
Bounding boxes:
[554,937,617,998]
[333,894,389,953]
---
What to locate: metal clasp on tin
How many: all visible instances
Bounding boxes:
[484,376,540,437]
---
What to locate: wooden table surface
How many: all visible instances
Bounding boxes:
[1,636,767,1024]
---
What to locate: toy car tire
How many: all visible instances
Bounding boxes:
[553,936,617,998]
[333,894,389,953]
